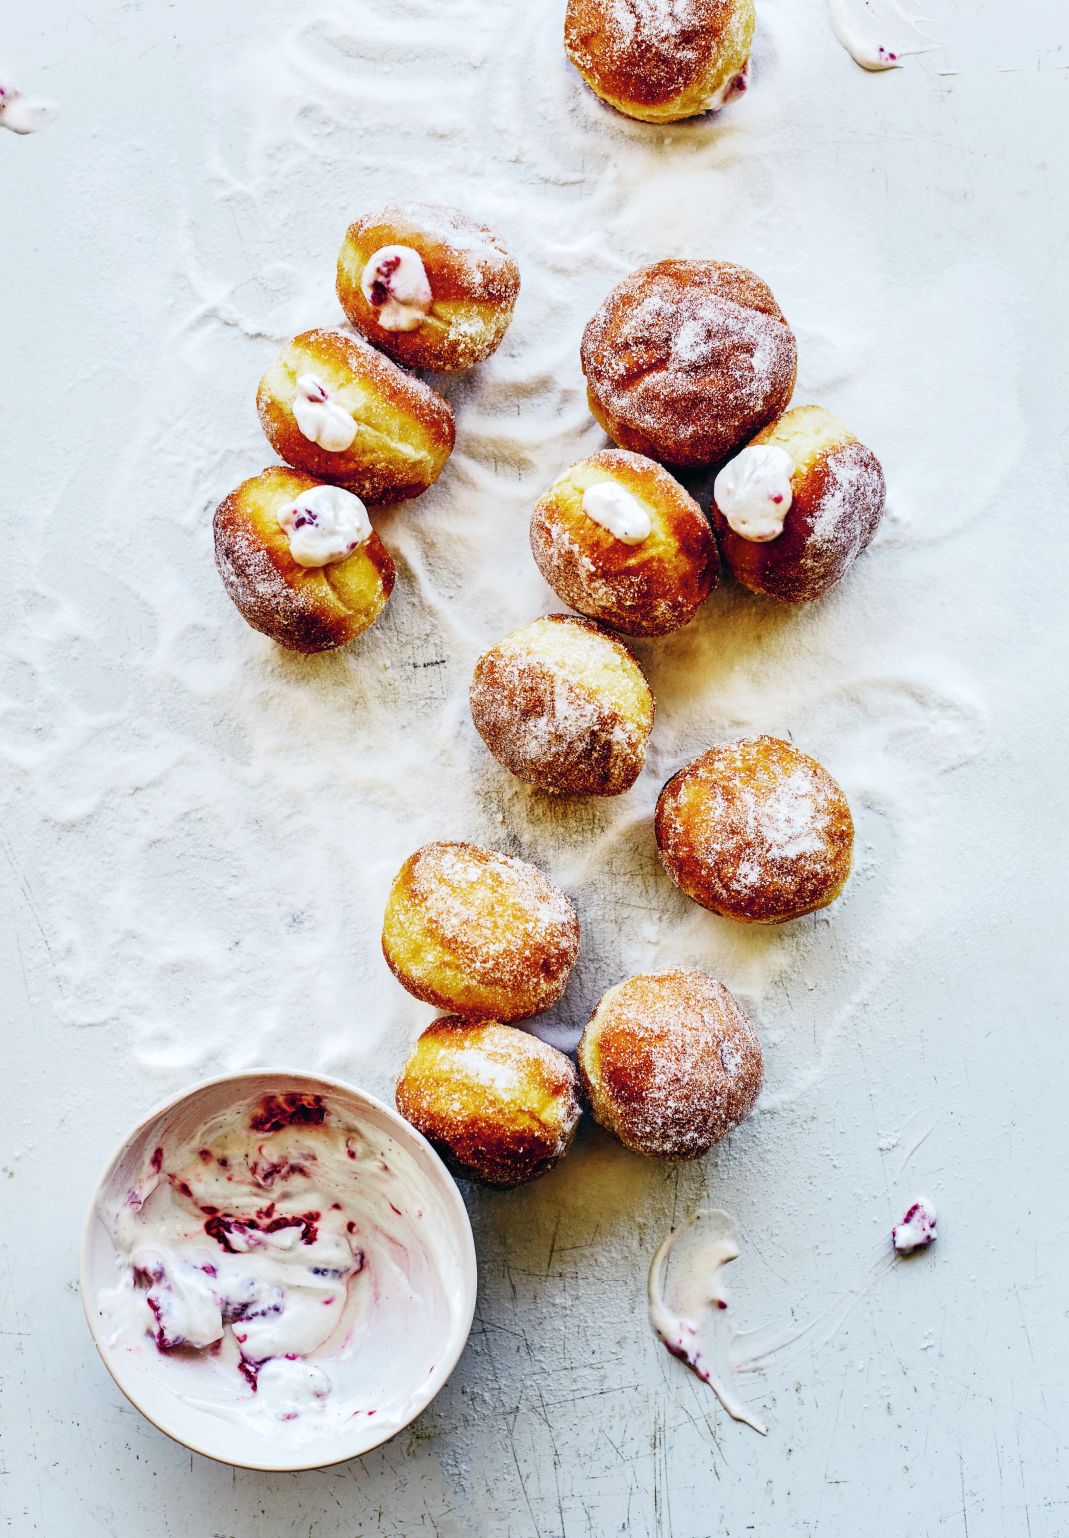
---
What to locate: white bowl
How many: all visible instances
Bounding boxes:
[81,1069,477,1471]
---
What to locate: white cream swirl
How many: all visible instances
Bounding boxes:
[581,480,652,546]
[361,245,433,332]
[0,72,59,135]
[714,444,795,541]
[275,484,371,569]
[292,374,357,453]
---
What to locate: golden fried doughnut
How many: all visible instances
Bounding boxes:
[256,327,455,503]
[382,841,580,1021]
[213,466,395,653]
[396,1017,581,1187]
[711,405,887,603]
[655,735,854,923]
[565,0,755,123]
[577,969,763,1158]
[336,202,520,372]
[469,614,655,795]
[529,448,718,636]
[581,259,797,468]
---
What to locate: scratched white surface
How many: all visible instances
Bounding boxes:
[2,0,1068,1533]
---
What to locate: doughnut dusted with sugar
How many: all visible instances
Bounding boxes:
[581,259,798,468]
[577,969,763,1159]
[656,735,854,923]
[565,0,755,123]
[382,841,580,1022]
[711,405,887,603]
[530,449,719,636]
[337,202,521,372]
[396,1018,581,1187]
[256,328,455,504]
[213,467,395,653]
[470,614,655,795]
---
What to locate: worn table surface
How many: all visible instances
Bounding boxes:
[2,0,1067,1533]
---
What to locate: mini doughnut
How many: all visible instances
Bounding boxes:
[213,466,395,653]
[382,841,580,1021]
[655,735,854,923]
[565,0,755,124]
[529,448,719,636]
[336,202,520,372]
[396,1017,581,1187]
[469,614,655,796]
[577,969,763,1159]
[256,328,455,504]
[711,405,887,603]
[581,260,798,468]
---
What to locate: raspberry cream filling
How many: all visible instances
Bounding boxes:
[581,480,652,545]
[360,245,433,332]
[275,484,372,568]
[714,444,795,541]
[291,374,357,453]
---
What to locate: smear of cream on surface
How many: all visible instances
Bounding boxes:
[648,1209,767,1435]
[0,70,59,134]
[828,0,935,71]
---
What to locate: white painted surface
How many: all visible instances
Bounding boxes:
[1,1,1066,1534]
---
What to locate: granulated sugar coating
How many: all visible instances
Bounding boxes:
[578,968,764,1158]
[381,841,580,1022]
[656,736,854,923]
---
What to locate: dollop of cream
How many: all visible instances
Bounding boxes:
[291,374,357,453]
[648,1209,767,1436]
[276,485,371,569]
[714,444,795,541]
[0,71,59,134]
[581,480,652,546]
[827,0,934,71]
[360,245,433,332]
[892,1197,938,1254]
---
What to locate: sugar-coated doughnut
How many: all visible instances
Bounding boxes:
[469,614,655,796]
[336,202,520,372]
[565,0,755,123]
[395,1017,581,1187]
[711,405,887,603]
[382,841,580,1021]
[213,467,395,653]
[581,260,798,468]
[656,735,854,923]
[529,449,719,636]
[577,969,763,1159]
[256,328,455,503]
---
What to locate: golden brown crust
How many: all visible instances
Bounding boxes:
[336,202,520,372]
[469,614,655,796]
[529,449,719,636]
[381,841,580,1022]
[212,466,396,653]
[655,735,854,923]
[256,328,455,503]
[712,409,887,603]
[581,260,797,468]
[395,1017,581,1187]
[577,969,763,1159]
[565,0,755,123]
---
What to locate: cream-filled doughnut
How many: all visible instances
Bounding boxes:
[469,614,655,796]
[711,405,887,603]
[655,735,854,923]
[577,969,763,1159]
[396,1018,581,1187]
[382,841,580,1022]
[581,260,798,468]
[213,467,395,652]
[256,328,455,504]
[529,449,719,636]
[337,203,520,372]
[565,0,755,123]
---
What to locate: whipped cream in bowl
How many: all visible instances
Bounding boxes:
[81,1071,477,1470]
